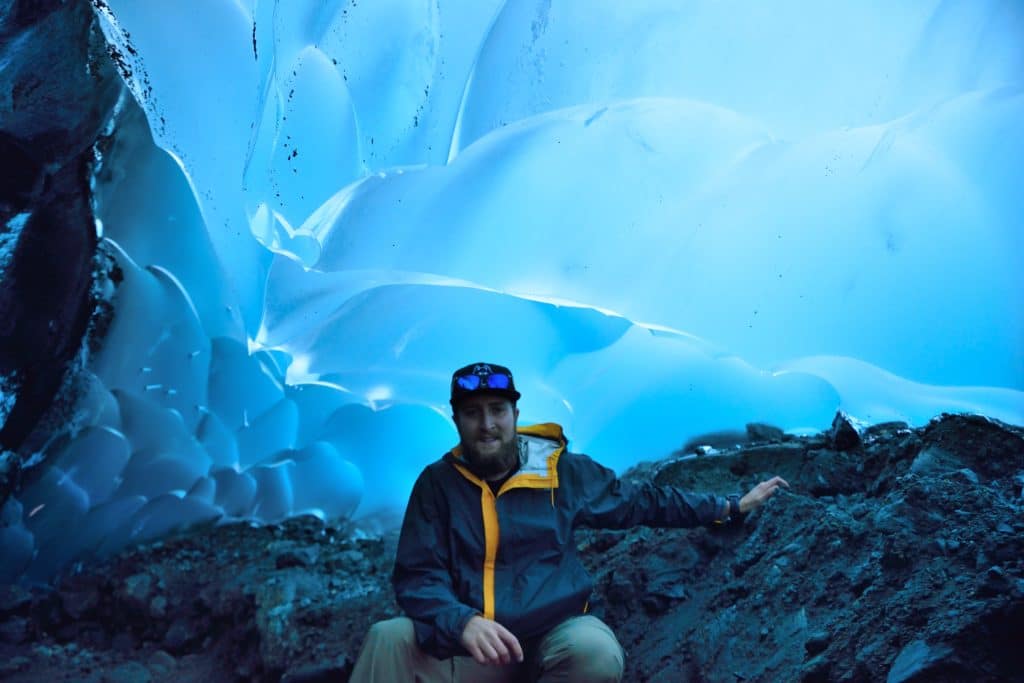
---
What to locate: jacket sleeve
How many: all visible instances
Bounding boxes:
[565,452,729,529]
[392,467,478,659]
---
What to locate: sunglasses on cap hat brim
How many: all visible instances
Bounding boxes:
[455,373,514,391]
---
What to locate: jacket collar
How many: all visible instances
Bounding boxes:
[449,423,566,489]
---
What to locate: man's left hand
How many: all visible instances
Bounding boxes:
[739,476,790,514]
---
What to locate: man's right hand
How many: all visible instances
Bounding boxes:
[460,615,524,666]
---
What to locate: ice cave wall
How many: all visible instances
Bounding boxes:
[1,0,1022,583]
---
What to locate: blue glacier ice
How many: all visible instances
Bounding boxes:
[2,0,1022,582]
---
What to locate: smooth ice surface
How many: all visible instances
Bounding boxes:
[3,0,1023,581]
[453,1,1024,147]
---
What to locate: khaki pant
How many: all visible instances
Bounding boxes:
[349,615,625,682]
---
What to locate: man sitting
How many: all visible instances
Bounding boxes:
[349,362,788,682]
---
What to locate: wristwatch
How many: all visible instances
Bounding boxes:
[727,494,743,521]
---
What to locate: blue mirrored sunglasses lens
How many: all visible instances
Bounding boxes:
[456,375,482,390]
[484,373,511,389]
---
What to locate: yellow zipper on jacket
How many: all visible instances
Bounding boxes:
[452,461,501,619]
[449,424,565,620]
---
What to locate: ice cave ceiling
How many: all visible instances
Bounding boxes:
[0,0,1021,582]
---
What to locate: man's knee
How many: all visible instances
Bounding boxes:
[365,616,416,649]
[352,617,437,683]
[540,616,624,681]
[564,620,623,679]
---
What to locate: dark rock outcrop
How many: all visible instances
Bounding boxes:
[580,413,1024,682]
[0,412,1021,682]
[0,0,123,455]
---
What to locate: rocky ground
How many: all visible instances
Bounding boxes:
[0,412,1022,682]
[0,516,399,683]
[581,413,1024,682]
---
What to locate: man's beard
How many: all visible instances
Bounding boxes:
[463,436,519,480]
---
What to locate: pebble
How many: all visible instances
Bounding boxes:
[121,573,153,610]
[163,617,192,652]
[149,595,167,619]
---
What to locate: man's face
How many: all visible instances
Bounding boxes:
[453,393,519,481]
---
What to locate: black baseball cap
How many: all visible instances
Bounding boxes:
[450,362,521,406]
